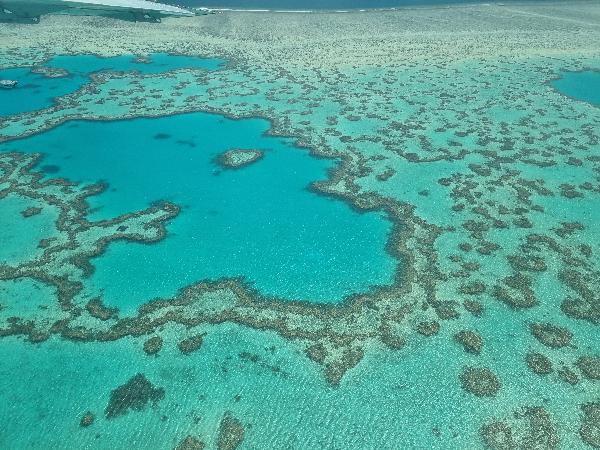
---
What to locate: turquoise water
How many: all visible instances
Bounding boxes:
[0,298,593,449]
[0,194,59,266]
[1,112,396,308]
[0,53,222,117]
[0,66,86,117]
[0,327,477,450]
[2,36,600,449]
[552,70,600,106]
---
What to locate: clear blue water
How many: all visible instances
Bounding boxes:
[0,66,86,117]
[1,112,397,309]
[0,53,222,117]
[552,70,600,107]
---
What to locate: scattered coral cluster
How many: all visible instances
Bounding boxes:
[0,2,599,447]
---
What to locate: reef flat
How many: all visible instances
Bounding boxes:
[0,2,600,449]
[217,149,264,169]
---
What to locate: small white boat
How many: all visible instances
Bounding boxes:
[0,80,18,89]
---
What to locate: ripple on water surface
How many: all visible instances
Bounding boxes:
[0,112,398,309]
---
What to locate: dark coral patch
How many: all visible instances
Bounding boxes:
[20,206,42,218]
[434,302,460,320]
[576,356,600,380]
[561,297,600,324]
[459,281,487,296]
[178,334,205,355]
[516,407,559,449]
[40,164,60,174]
[559,269,599,324]
[217,413,245,450]
[454,330,483,354]
[493,273,537,309]
[86,298,118,321]
[463,300,484,317]
[305,343,327,365]
[579,401,600,449]
[480,421,515,449]
[380,329,405,350]
[175,435,205,450]
[508,255,547,272]
[105,373,165,419]
[557,366,579,385]
[529,323,572,349]
[143,336,163,355]
[525,352,553,375]
[216,149,264,169]
[481,406,558,450]
[416,321,440,337]
[324,347,364,386]
[79,411,95,427]
[459,366,501,397]
[376,168,396,181]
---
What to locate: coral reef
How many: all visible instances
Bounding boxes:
[175,435,205,450]
[577,356,600,381]
[178,334,205,355]
[217,413,244,450]
[105,373,165,419]
[529,323,572,349]
[143,336,163,355]
[0,2,599,446]
[481,406,558,450]
[579,401,600,449]
[453,330,483,354]
[79,411,95,427]
[459,367,501,397]
[526,352,553,376]
[216,149,264,169]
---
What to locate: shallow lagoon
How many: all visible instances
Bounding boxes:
[552,70,600,107]
[0,111,397,309]
[0,53,222,117]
